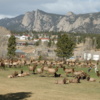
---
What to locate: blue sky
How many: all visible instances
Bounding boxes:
[0,0,100,19]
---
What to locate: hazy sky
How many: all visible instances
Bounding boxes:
[0,0,100,19]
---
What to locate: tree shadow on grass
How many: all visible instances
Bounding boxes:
[0,92,32,100]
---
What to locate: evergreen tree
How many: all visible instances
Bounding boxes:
[34,40,41,46]
[48,39,52,47]
[96,36,100,49]
[7,35,16,58]
[25,42,28,46]
[55,34,75,60]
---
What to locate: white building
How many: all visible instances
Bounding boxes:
[34,39,39,42]
[33,38,49,42]
[93,55,99,61]
[84,53,92,60]
[40,38,49,42]
[19,35,28,40]
[15,35,20,39]
[54,40,58,44]
[84,53,100,61]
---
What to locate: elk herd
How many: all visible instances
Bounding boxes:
[0,58,100,84]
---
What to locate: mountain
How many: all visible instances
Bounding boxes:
[0,9,100,33]
[0,26,11,35]
[0,15,25,31]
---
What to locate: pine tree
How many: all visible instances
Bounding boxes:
[55,34,75,60]
[96,36,100,49]
[48,39,52,47]
[7,35,16,58]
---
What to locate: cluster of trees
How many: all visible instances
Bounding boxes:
[7,33,75,60]
[73,33,100,49]
[12,30,100,49]
[8,31,100,60]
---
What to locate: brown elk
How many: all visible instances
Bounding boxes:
[73,70,84,77]
[28,64,37,74]
[69,76,81,83]
[8,71,18,78]
[96,71,100,77]
[47,66,59,76]
[17,71,30,77]
[79,72,88,79]
[87,76,96,82]
[43,66,48,71]
[63,66,74,76]
[55,78,67,84]
[0,60,5,69]
[36,65,44,74]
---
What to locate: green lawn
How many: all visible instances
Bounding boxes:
[0,65,100,100]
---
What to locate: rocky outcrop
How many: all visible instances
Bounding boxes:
[22,9,63,32]
[0,26,11,35]
[0,9,100,33]
[0,26,11,57]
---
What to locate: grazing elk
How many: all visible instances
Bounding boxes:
[28,64,37,74]
[0,60,5,69]
[36,65,44,74]
[47,66,59,76]
[63,66,74,76]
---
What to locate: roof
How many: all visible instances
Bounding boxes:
[22,49,34,53]
[15,49,24,53]
[40,38,49,40]
[20,35,28,38]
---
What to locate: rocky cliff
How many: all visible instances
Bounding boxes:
[0,9,100,33]
[0,26,11,57]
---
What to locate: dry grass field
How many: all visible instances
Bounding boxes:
[0,66,100,100]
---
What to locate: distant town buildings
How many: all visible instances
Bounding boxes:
[19,35,28,40]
